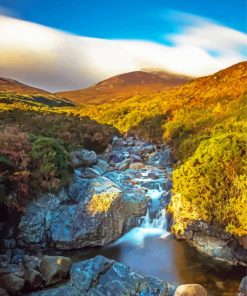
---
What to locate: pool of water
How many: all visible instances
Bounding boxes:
[62,226,245,296]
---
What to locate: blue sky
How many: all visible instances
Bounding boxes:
[0,0,246,44]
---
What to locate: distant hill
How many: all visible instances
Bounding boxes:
[0,77,74,107]
[57,71,191,105]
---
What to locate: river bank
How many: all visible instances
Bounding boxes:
[0,136,246,295]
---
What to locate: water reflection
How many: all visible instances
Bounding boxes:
[64,233,245,296]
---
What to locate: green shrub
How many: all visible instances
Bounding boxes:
[31,136,71,192]
[170,132,247,236]
[0,155,13,202]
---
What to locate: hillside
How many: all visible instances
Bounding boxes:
[0,77,74,107]
[75,61,247,237]
[57,71,190,104]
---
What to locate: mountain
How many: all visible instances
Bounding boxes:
[57,71,191,104]
[0,77,74,107]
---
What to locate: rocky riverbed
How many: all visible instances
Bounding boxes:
[0,136,246,295]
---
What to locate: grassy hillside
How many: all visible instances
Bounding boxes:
[0,77,74,107]
[75,61,247,236]
[57,71,190,105]
[0,89,118,206]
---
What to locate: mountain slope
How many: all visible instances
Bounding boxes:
[0,77,74,107]
[75,61,247,237]
[57,71,190,104]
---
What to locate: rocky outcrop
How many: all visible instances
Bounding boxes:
[174,284,207,296]
[28,256,175,296]
[177,221,247,266]
[17,137,174,251]
[17,176,148,250]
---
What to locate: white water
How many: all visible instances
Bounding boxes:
[114,182,170,247]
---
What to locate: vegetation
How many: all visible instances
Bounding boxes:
[0,97,118,206]
[74,62,247,236]
[0,62,246,236]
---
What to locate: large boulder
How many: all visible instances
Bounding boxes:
[174,284,207,296]
[69,149,97,168]
[17,176,148,250]
[28,256,174,296]
[39,256,71,286]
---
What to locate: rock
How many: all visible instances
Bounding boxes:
[68,177,89,202]
[118,159,130,171]
[0,288,8,296]
[39,256,71,286]
[24,269,45,289]
[18,176,147,250]
[174,284,207,296]
[147,172,159,180]
[84,167,101,178]
[239,276,247,294]
[147,148,172,167]
[23,255,40,270]
[129,162,145,170]
[69,149,97,168]
[139,145,155,155]
[28,256,174,296]
[0,273,25,294]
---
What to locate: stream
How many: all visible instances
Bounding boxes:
[60,138,246,296]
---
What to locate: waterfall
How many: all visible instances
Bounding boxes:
[141,208,167,230]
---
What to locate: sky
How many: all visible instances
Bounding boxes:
[0,0,246,91]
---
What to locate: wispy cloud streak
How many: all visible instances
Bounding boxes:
[0,12,246,91]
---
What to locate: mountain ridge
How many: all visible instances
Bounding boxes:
[57,70,191,105]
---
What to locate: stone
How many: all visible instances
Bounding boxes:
[39,256,71,286]
[174,284,207,296]
[69,149,97,168]
[24,269,45,289]
[84,167,101,178]
[239,276,247,294]
[28,256,174,296]
[0,273,25,294]
[23,255,40,270]
[129,162,145,170]
[147,148,172,167]
[0,288,8,296]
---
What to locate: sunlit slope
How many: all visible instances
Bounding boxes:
[77,61,247,236]
[0,77,74,107]
[57,71,190,104]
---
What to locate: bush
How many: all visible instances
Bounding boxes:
[0,155,13,202]
[31,136,71,192]
[170,132,247,236]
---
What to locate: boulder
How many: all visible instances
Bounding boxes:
[39,256,71,286]
[174,284,207,296]
[69,149,97,168]
[24,269,45,289]
[28,256,174,296]
[17,176,148,250]
[0,273,25,294]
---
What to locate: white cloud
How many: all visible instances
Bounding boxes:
[0,13,246,92]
